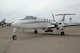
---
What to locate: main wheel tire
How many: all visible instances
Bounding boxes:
[61,32,64,35]
[34,30,38,33]
[50,30,53,32]
[12,35,17,40]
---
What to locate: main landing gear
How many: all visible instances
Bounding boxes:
[34,30,38,33]
[61,31,65,35]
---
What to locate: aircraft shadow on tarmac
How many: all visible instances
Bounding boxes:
[25,32,80,36]
[18,32,80,40]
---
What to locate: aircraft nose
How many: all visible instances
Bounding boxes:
[11,22,18,26]
[11,22,15,26]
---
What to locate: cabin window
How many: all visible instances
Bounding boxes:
[47,19,48,21]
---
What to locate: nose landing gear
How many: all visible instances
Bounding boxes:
[12,28,17,40]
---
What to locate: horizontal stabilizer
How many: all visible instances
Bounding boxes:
[56,13,76,16]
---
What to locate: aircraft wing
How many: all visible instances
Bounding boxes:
[63,23,80,27]
[47,22,80,29]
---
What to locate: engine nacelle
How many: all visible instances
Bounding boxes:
[56,22,64,30]
[45,30,53,32]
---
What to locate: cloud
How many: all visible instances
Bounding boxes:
[0,0,80,22]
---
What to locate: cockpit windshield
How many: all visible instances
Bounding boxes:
[22,16,36,20]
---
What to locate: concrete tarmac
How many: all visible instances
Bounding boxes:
[0,26,80,53]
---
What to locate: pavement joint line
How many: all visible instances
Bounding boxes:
[4,40,13,53]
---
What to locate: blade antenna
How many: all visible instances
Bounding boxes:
[52,14,55,22]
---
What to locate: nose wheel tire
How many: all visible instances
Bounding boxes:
[12,35,17,40]
[61,32,64,35]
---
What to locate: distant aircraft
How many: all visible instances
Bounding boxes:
[0,19,11,27]
[12,13,77,40]
[0,19,6,27]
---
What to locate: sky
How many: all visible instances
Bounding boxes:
[0,0,80,23]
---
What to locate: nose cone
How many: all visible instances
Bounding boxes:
[11,22,15,26]
[11,20,21,27]
[11,21,18,27]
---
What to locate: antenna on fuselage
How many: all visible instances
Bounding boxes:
[52,13,55,22]
[55,13,76,21]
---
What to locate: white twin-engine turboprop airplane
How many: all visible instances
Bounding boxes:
[12,13,76,40]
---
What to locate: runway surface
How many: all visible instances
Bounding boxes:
[0,26,80,53]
